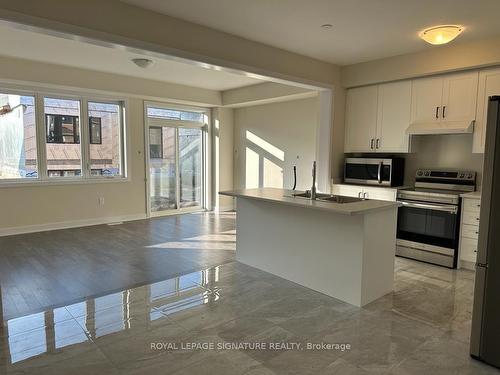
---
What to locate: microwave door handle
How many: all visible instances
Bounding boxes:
[377,162,382,184]
[400,201,458,214]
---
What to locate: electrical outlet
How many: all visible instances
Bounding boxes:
[98,197,105,206]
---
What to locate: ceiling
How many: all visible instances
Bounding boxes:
[122,0,500,65]
[0,24,264,91]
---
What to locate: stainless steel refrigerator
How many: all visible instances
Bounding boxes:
[470,96,500,368]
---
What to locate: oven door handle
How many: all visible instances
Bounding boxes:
[399,201,458,214]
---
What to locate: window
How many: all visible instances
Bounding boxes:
[44,98,82,178]
[89,117,102,144]
[0,87,127,183]
[147,107,203,122]
[88,101,123,177]
[0,93,38,179]
[149,127,163,159]
[48,169,81,177]
[45,114,80,144]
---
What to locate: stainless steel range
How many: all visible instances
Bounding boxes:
[396,169,476,268]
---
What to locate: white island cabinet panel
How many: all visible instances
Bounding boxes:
[222,188,399,307]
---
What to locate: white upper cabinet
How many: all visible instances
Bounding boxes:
[441,72,478,123]
[344,85,378,152]
[474,68,500,153]
[411,72,478,124]
[411,76,443,124]
[344,82,411,153]
[376,81,412,152]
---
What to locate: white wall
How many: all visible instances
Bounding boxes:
[213,107,235,211]
[233,97,318,191]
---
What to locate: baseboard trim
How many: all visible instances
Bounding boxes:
[0,213,148,237]
[215,205,235,212]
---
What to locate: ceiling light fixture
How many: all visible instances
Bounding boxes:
[132,58,154,68]
[419,25,464,45]
[321,23,333,30]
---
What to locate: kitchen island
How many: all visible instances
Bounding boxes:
[220,188,400,307]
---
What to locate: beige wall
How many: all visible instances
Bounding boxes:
[213,107,235,210]
[0,97,146,231]
[0,55,221,106]
[0,58,225,233]
[342,35,500,88]
[405,135,484,188]
[222,82,316,107]
[233,97,318,191]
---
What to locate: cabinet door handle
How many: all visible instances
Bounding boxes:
[358,192,363,198]
[363,192,368,199]
[370,139,374,149]
[442,106,446,118]
[376,138,380,149]
[435,106,439,119]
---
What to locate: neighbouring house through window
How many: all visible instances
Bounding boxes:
[45,114,80,144]
[149,126,163,159]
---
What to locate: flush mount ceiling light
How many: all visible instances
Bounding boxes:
[321,23,333,30]
[132,58,154,68]
[419,25,464,45]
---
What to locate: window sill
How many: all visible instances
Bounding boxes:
[0,176,131,188]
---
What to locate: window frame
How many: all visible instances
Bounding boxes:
[0,84,129,187]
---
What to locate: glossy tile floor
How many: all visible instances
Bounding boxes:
[1,214,499,374]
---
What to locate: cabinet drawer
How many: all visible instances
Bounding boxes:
[362,186,397,202]
[462,210,480,226]
[461,224,479,239]
[463,198,481,213]
[460,237,478,263]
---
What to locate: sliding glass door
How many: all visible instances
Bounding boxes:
[146,104,206,216]
[149,126,177,212]
[179,127,203,208]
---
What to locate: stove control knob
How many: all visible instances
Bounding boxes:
[467,173,473,179]
[459,173,465,178]
[417,171,423,176]
[424,171,430,176]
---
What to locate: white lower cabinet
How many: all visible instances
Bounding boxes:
[459,195,481,269]
[332,184,398,202]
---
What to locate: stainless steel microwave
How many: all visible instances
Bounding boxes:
[344,157,405,186]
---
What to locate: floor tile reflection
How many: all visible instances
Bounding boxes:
[1,256,500,374]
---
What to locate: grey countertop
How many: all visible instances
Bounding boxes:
[219,188,400,216]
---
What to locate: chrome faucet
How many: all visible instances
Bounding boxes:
[311,161,317,200]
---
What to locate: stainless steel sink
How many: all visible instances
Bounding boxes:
[317,195,365,203]
[290,191,332,199]
[286,191,366,203]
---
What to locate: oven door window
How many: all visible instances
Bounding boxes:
[397,204,458,249]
